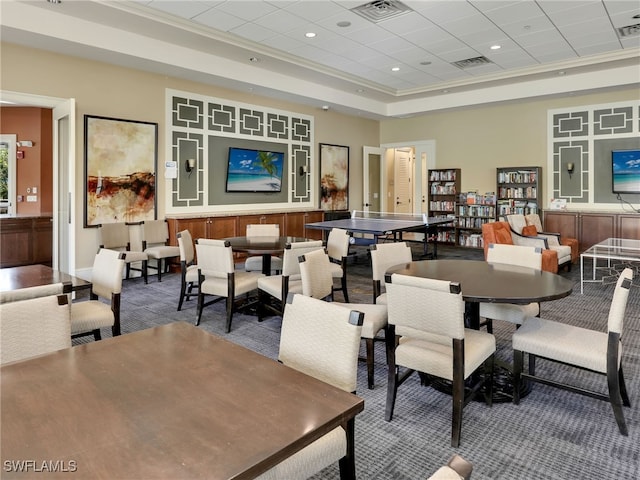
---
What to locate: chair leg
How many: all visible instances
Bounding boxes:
[125,262,131,279]
[338,418,356,480]
[177,279,187,311]
[513,349,524,405]
[143,260,148,284]
[485,318,493,334]
[93,329,102,341]
[484,355,494,407]
[619,366,631,407]
[225,296,234,333]
[366,338,375,389]
[451,373,464,448]
[157,259,163,282]
[341,274,349,303]
[607,365,629,436]
[195,291,204,326]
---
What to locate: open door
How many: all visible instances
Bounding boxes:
[393,148,412,214]
[362,146,382,213]
[53,99,76,273]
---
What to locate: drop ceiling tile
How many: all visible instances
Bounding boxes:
[376,11,436,35]
[215,1,279,21]
[252,9,308,32]
[192,8,246,31]
[406,0,480,23]
[145,0,214,19]
[368,35,419,55]
[230,22,280,43]
[260,34,307,52]
[314,10,372,33]
[343,24,397,44]
[282,0,347,22]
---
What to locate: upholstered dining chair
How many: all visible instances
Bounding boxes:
[385,272,496,447]
[481,221,561,273]
[255,293,364,480]
[99,222,148,283]
[71,248,126,340]
[0,281,70,304]
[512,268,633,436]
[503,214,572,271]
[142,219,180,282]
[298,248,388,389]
[369,241,413,304]
[244,223,283,274]
[326,227,351,302]
[0,290,72,365]
[195,238,263,333]
[177,229,199,311]
[479,243,542,334]
[256,239,324,319]
[427,454,473,480]
[524,212,579,263]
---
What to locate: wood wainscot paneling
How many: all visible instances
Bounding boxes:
[543,210,640,252]
[0,216,53,268]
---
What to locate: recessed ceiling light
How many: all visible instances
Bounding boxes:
[558,71,566,76]
[337,21,351,28]
[442,89,449,93]
[249,57,260,63]
[490,44,501,50]
[305,32,316,38]
[391,67,400,72]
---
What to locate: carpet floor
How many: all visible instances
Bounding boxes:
[73,245,640,479]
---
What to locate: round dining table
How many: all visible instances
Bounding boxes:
[224,236,309,275]
[385,259,575,402]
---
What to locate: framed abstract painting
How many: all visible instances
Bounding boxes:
[84,115,158,227]
[319,143,349,211]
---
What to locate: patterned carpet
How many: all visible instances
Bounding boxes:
[74,245,640,479]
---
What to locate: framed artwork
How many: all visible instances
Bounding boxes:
[319,143,349,211]
[84,115,158,227]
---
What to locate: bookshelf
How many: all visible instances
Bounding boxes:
[456,192,496,248]
[428,168,460,245]
[496,167,542,218]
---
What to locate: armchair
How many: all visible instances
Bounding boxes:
[525,213,579,263]
[504,214,572,270]
[481,221,560,273]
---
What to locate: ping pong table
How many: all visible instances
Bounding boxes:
[305,211,454,258]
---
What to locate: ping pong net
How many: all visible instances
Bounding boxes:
[350,210,428,223]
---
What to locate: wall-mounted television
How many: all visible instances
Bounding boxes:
[612,149,640,194]
[225,147,284,193]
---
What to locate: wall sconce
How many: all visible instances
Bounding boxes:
[299,165,307,176]
[185,158,196,177]
[566,162,575,179]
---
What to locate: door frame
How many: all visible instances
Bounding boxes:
[362,146,383,213]
[0,134,17,216]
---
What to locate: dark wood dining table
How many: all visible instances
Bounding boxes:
[224,235,310,275]
[385,259,575,401]
[1,322,364,479]
[0,264,91,293]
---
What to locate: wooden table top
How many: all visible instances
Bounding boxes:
[1,322,364,479]
[223,236,310,255]
[0,264,91,293]
[386,259,574,305]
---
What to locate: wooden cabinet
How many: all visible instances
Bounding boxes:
[286,211,323,239]
[237,213,286,235]
[428,169,460,244]
[496,167,541,218]
[0,216,53,268]
[542,210,640,252]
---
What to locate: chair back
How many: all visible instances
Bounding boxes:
[246,224,280,237]
[298,248,334,299]
[326,228,350,261]
[505,214,528,234]
[142,219,170,246]
[481,221,514,258]
[0,293,71,365]
[486,243,542,271]
[92,248,126,299]
[195,238,235,277]
[608,268,633,335]
[370,242,412,282]
[279,293,364,392]
[99,222,130,250]
[177,230,195,264]
[386,273,465,340]
[525,213,544,232]
[281,240,324,277]
[0,282,70,304]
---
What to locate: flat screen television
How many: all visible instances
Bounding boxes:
[225,147,284,193]
[611,149,640,194]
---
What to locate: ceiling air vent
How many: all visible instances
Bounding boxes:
[351,0,413,23]
[451,56,493,69]
[617,23,640,38]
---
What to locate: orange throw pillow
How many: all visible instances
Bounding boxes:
[522,225,538,236]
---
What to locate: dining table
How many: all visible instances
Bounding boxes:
[0,264,91,293]
[224,235,310,275]
[385,259,575,401]
[0,322,364,479]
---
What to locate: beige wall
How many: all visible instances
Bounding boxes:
[380,88,639,199]
[0,42,379,271]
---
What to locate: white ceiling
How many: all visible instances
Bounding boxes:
[1,0,639,118]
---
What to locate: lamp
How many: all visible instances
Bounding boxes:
[566,162,575,179]
[185,158,196,177]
